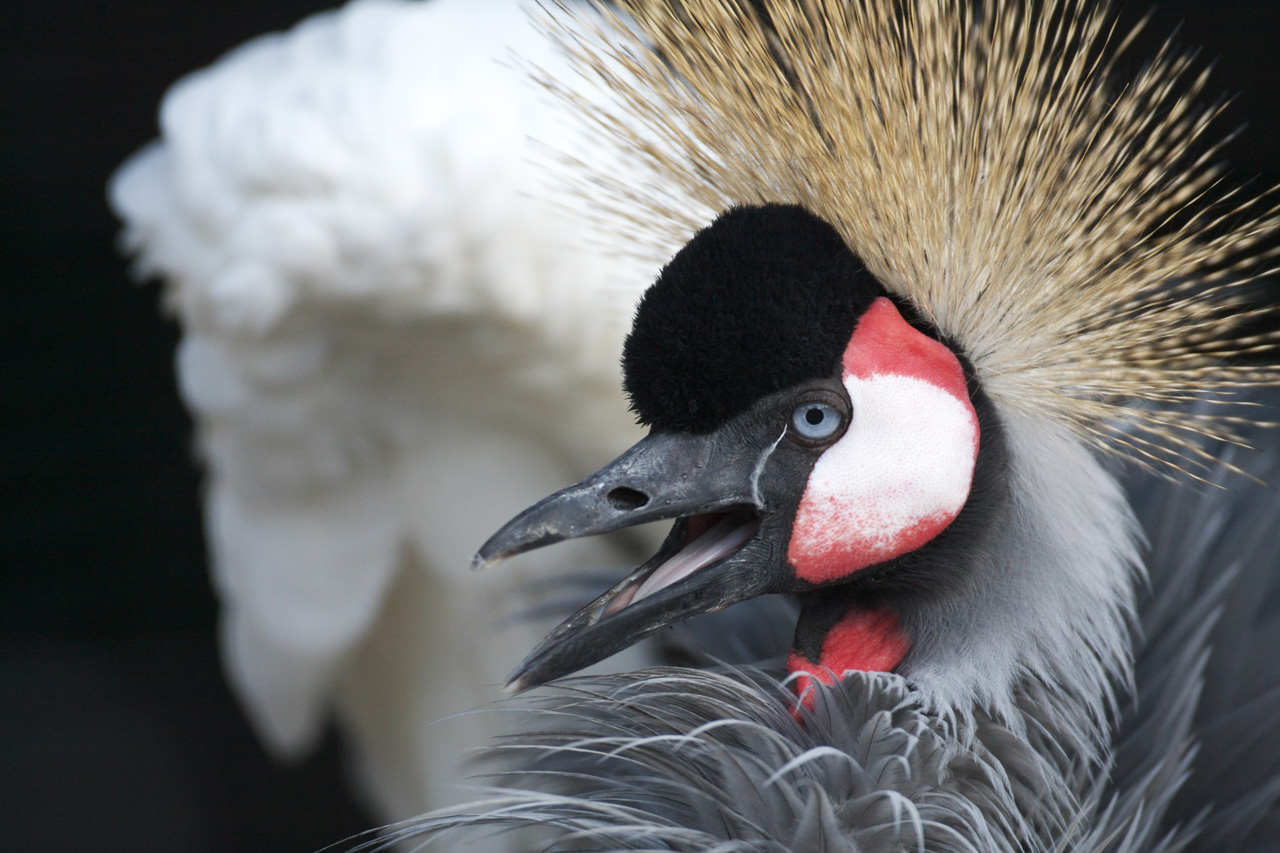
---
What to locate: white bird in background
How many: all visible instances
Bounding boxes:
[110,0,670,821]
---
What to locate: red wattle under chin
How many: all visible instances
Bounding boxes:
[787,607,910,710]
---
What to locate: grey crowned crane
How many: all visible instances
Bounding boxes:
[356,0,1280,849]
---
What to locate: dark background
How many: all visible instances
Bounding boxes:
[2,1,1277,851]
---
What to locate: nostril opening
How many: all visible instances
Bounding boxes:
[607,487,650,511]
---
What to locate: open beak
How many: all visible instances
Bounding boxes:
[474,431,777,692]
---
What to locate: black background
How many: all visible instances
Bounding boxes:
[2,2,1277,851]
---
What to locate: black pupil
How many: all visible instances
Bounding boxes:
[805,407,824,425]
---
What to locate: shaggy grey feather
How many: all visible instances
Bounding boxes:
[340,396,1280,852]
[1037,391,1280,852]
[1117,408,1280,850]
[353,669,1045,852]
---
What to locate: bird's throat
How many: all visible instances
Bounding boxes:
[787,605,909,705]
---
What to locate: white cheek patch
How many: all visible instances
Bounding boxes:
[788,374,978,585]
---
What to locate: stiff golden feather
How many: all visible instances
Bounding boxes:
[536,0,1280,474]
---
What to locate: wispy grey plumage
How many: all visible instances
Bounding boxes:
[1101,410,1280,851]
[353,669,1043,852]
[340,394,1280,853]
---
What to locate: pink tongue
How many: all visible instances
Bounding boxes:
[603,516,757,617]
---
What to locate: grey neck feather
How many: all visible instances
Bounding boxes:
[897,407,1141,761]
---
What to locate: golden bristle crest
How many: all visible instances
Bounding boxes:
[534,0,1280,474]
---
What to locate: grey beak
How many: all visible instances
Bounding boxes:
[472,430,774,692]
[473,431,761,570]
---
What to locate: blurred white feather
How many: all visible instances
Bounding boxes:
[110,0,669,821]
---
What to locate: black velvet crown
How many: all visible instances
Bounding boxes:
[622,204,883,433]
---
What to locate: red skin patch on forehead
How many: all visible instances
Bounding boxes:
[842,297,970,397]
[788,608,909,709]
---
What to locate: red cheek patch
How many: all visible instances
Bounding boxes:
[788,607,909,709]
[788,298,979,585]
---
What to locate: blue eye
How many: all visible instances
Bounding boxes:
[791,401,843,441]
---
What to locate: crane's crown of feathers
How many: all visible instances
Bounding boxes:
[533,0,1280,475]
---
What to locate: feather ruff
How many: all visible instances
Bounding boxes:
[534,0,1280,475]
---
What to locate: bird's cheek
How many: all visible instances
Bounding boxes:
[786,375,979,585]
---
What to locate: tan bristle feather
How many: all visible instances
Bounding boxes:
[532,0,1280,475]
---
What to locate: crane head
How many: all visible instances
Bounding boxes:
[477,204,1005,695]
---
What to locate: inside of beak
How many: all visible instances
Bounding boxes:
[602,510,761,617]
[472,430,776,691]
[503,506,765,693]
